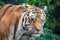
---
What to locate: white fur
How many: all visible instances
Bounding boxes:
[8,26,15,40]
[44,5,47,11]
[40,9,46,25]
[40,13,45,20]
[22,3,25,7]
[29,12,35,19]
[39,28,44,35]
[15,12,27,40]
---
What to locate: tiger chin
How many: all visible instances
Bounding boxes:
[0,3,46,40]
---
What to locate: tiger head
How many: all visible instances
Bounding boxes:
[19,4,46,37]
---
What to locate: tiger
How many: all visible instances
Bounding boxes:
[0,3,46,40]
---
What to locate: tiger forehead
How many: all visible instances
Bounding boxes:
[22,4,45,17]
[26,5,41,12]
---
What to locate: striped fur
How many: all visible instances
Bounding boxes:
[0,4,46,40]
[0,4,22,40]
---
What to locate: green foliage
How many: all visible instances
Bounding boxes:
[0,2,5,6]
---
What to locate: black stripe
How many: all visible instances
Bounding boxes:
[9,5,16,14]
[13,19,19,40]
[0,4,13,19]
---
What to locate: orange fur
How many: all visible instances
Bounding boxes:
[0,4,22,40]
[0,4,11,19]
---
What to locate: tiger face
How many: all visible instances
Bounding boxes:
[21,4,46,37]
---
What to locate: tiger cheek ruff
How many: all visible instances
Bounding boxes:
[0,3,46,40]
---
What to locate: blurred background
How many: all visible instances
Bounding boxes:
[0,0,60,40]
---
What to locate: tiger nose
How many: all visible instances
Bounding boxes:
[35,28,41,32]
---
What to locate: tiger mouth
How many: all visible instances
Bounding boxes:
[22,30,40,37]
[23,32,40,37]
[32,33,40,37]
[32,31,41,37]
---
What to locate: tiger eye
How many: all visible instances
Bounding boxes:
[28,11,30,13]
[32,11,35,13]
[36,11,39,13]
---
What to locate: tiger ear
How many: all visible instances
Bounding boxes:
[22,3,26,7]
[43,5,47,11]
[22,3,27,12]
[0,6,1,8]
